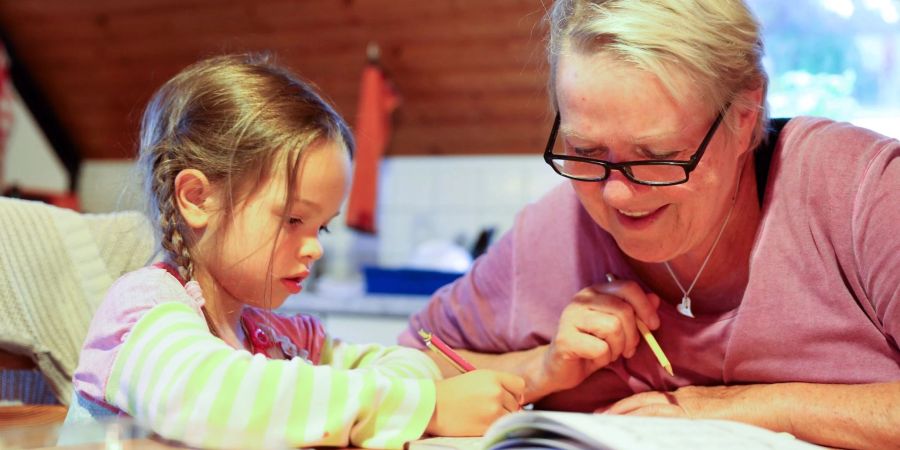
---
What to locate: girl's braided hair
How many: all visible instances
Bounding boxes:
[137,53,353,281]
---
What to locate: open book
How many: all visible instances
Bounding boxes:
[481,411,823,450]
[407,411,822,450]
[408,411,824,450]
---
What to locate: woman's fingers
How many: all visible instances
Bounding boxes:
[556,324,613,362]
[568,288,641,359]
[648,292,662,309]
[605,390,674,415]
[595,278,661,329]
[572,310,628,361]
[548,279,662,383]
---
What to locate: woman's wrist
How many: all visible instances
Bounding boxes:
[521,345,559,403]
[677,383,794,433]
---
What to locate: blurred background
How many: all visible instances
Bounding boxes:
[2,0,898,344]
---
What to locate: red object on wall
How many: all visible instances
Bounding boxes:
[344,59,399,234]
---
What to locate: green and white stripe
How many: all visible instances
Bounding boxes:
[106,302,439,449]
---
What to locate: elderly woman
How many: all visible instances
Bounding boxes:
[400,0,899,448]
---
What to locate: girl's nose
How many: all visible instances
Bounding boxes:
[299,237,324,262]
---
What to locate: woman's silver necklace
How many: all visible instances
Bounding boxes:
[663,177,741,318]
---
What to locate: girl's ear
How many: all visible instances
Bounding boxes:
[174,169,215,229]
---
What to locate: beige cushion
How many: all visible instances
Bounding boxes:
[0,198,155,405]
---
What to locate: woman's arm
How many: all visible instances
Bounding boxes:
[423,277,663,405]
[441,348,900,448]
[605,381,900,449]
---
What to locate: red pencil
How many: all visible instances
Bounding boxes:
[418,328,477,373]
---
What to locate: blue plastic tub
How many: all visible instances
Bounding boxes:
[363,266,465,296]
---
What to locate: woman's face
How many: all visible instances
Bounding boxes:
[555,51,746,263]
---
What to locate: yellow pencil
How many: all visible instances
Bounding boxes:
[606,274,674,376]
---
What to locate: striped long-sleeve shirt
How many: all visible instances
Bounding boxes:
[70,266,441,449]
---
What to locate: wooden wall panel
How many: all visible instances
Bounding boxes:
[0,0,553,159]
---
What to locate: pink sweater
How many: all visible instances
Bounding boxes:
[401,117,900,411]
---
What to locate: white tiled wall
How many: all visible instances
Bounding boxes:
[319,155,562,278]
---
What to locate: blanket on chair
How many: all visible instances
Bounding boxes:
[0,198,155,405]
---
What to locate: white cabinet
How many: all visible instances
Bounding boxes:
[319,314,410,346]
[278,292,430,347]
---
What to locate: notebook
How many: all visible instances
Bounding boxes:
[481,411,824,450]
[407,411,824,450]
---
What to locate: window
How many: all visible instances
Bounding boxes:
[749,0,900,138]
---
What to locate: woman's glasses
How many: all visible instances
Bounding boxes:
[543,109,726,186]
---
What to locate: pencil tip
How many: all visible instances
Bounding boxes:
[665,366,674,376]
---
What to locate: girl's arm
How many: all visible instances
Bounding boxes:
[323,339,442,381]
[106,302,434,450]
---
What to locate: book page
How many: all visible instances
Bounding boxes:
[404,436,484,450]
[484,411,824,450]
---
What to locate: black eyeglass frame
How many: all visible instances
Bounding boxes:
[542,107,727,186]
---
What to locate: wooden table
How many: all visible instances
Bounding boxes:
[0,418,183,449]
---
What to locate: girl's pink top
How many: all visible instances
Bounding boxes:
[73,265,326,407]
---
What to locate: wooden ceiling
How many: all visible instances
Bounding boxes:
[0,0,554,160]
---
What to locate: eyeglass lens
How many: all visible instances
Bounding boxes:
[547,137,688,184]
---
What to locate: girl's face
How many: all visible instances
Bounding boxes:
[555,51,747,263]
[205,139,351,309]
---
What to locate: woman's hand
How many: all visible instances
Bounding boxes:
[604,383,900,449]
[539,278,661,394]
[600,387,697,418]
[426,370,525,437]
[602,385,772,425]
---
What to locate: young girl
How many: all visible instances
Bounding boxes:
[66,54,524,449]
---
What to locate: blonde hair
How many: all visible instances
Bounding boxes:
[547,0,769,150]
[138,53,353,281]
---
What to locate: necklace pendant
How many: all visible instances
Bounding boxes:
[677,295,695,318]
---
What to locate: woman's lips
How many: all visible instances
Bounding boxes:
[614,204,669,230]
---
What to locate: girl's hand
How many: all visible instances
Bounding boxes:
[539,278,661,394]
[427,370,525,436]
